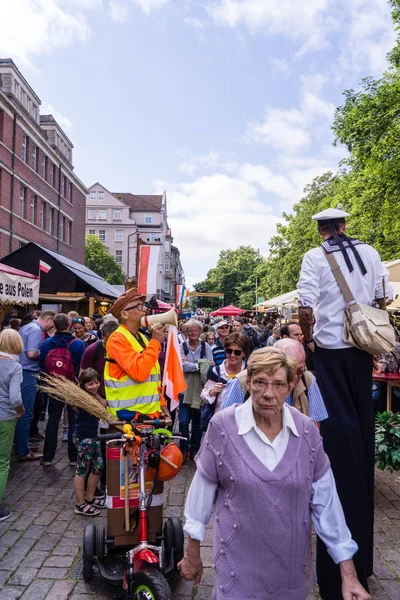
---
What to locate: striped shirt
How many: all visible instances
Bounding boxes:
[211,339,226,366]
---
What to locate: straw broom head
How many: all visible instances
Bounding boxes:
[37,374,120,425]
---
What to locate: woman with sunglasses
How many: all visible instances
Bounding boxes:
[72,317,97,348]
[200,333,250,423]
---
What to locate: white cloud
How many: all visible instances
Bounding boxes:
[184,17,204,29]
[178,151,237,175]
[131,0,168,15]
[109,1,129,21]
[0,0,92,66]
[41,103,72,131]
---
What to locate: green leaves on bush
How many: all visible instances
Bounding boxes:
[375,411,400,472]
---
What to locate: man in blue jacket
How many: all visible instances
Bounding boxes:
[39,313,85,467]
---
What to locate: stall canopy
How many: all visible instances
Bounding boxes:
[0,263,39,305]
[254,290,298,309]
[210,305,244,317]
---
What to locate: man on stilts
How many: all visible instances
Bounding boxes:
[297,206,392,599]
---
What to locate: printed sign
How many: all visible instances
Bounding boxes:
[0,271,39,305]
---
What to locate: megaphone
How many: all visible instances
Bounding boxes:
[141,308,178,329]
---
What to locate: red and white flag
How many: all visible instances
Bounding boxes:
[138,245,160,295]
[162,326,186,412]
[39,260,51,274]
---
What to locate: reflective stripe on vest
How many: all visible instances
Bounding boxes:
[104,326,161,417]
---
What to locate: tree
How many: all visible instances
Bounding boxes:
[85,234,125,285]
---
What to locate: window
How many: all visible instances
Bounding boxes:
[164,280,170,293]
[60,176,64,197]
[112,209,121,220]
[88,229,96,235]
[19,186,24,218]
[67,221,72,245]
[165,258,170,271]
[98,230,106,242]
[150,233,158,242]
[63,176,67,197]
[22,135,27,162]
[87,209,97,220]
[32,146,37,171]
[98,209,107,220]
[60,217,64,241]
[115,230,123,242]
[49,163,54,187]
[68,182,73,203]
[98,191,104,200]
[90,191,96,200]
[41,153,46,179]
[115,250,123,264]
[30,195,35,224]
[40,202,46,229]
[33,104,38,121]
[48,207,54,234]
[145,214,152,224]
[165,240,171,252]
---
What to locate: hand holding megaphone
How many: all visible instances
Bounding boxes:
[151,325,167,344]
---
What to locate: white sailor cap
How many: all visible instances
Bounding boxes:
[312,207,350,221]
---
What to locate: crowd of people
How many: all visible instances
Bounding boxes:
[0,206,398,598]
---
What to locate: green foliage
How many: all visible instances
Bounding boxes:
[194,246,266,309]
[375,411,400,472]
[85,234,125,285]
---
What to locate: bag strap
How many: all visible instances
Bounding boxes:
[323,249,357,306]
[183,341,189,356]
[201,340,206,359]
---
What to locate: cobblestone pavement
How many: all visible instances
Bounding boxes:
[0,428,400,599]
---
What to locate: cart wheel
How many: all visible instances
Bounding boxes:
[82,523,95,581]
[169,517,184,565]
[131,567,172,600]
[96,524,106,562]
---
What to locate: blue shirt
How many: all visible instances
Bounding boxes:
[222,373,329,422]
[39,333,86,376]
[19,320,44,371]
[211,339,226,366]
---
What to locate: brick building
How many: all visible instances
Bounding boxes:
[0,58,87,265]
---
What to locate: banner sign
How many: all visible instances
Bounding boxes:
[138,245,160,296]
[0,271,39,304]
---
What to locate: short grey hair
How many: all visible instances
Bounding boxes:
[186,319,202,331]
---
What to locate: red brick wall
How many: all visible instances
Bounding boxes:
[0,109,86,263]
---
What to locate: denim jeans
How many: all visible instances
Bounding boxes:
[178,393,201,453]
[43,399,77,462]
[0,418,17,501]
[14,370,38,457]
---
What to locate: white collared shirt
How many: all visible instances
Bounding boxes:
[184,400,358,564]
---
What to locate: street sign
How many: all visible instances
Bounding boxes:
[258,297,265,303]
[188,292,224,298]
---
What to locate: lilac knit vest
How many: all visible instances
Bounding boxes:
[195,404,330,600]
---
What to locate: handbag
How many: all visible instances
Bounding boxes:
[324,250,395,355]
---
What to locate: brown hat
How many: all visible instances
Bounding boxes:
[111,288,146,318]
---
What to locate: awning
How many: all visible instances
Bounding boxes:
[254,290,298,309]
[0,263,39,305]
[39,295,86,303]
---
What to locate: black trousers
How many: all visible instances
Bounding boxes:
[314,346,374,600]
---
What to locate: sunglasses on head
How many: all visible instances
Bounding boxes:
[72,317,85,324]
[225,348,243,356]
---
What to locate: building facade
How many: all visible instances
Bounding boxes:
[0,59,87,264]
[86,184,183,301]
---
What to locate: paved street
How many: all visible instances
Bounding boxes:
[0,428,400,599]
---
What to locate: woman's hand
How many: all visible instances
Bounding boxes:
[178,552,203,584]
[161,405,172,423]
[210,383,225,397]
[340,560,371,600]
[15,404,25,418]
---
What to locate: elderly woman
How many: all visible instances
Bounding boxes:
[201,332,249,416]
[178,350,370,600]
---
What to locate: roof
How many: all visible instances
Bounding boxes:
[0,263,38,279]
[110,285,125,297]
[112,193,163,212]
[40,114,73,148]
[0,58,41,104]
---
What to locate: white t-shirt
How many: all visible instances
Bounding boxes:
[297,242,391,349]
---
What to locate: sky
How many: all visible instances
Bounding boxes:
[0,0,397,288]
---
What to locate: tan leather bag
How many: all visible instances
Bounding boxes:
[324,250,395,355]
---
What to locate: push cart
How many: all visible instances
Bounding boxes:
[82,420,185,600]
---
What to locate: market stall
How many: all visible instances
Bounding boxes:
[210,305,244,317]
[0,263,39,325]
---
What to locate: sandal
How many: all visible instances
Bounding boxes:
[86,497,106,509]
[74,503,100,516]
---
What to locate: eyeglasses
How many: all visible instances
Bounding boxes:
[225,348,243,356]
[251,379,289,392]
[72,318,85,324]
[123,303,146,312]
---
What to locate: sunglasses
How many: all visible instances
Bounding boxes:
[225,348,243,356]
[72,318,85,324]
[123,303,147,312]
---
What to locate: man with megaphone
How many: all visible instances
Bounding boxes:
[104,288,171,421]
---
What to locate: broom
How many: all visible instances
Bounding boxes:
[37,373,121,427]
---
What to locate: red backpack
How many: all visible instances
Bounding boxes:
[44,339,75,381]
